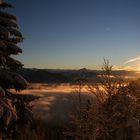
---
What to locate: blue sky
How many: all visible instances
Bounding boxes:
[9,0,140,70]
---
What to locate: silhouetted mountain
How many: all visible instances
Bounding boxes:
[17,69,70,83]
[17,68,138,83]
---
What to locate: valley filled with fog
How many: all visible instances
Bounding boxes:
[17,84,95,125]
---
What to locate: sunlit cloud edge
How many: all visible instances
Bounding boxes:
[124,56,140,64]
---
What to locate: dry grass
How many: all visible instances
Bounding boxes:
[17,117,65,140]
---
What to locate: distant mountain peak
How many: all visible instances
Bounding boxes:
[79,68,88,72]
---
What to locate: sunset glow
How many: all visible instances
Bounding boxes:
[12,0,140,70]
[1,0,140,139]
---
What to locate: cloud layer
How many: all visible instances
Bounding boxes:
[113,65,136,71]
[125,56,140,64]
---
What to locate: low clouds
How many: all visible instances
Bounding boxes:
[113,65,135,71]
[125,56,140,64]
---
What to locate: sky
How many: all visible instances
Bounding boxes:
[9,0,140,70]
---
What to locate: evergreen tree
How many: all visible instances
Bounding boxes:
[0,0,33,139]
